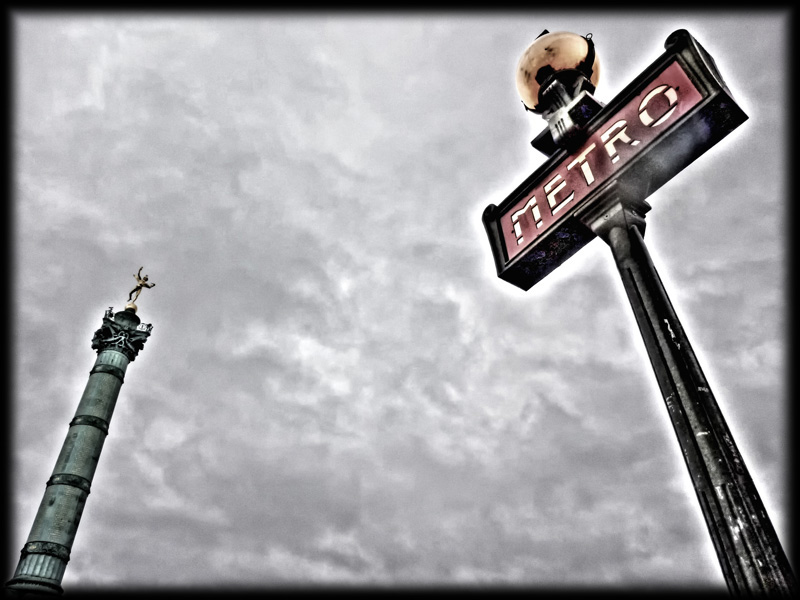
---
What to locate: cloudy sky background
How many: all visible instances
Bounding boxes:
[9,11,790,591]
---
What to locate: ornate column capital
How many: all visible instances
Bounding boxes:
[91,309,152,362]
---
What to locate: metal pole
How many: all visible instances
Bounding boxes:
[590,204,794,595]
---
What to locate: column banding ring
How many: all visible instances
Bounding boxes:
[68,415,109,435]
[46,473,91,494]
[89,363,125,383]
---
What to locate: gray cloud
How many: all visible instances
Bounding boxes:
[10,12,789,592]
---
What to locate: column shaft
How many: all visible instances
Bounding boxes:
[7,308,150,595]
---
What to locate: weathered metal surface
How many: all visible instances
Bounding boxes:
[594,209,795,595]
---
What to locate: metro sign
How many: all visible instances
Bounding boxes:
[482,30,747,290]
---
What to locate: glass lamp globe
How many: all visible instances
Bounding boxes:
[515,31,601,113]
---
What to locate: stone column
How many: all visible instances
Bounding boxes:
[7,306,152,595]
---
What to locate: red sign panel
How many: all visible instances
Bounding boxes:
[500,61,702,261]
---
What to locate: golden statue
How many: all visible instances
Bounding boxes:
[128,267,156,303]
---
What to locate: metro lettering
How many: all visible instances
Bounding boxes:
[639,84,679,127]
[510,196,542,245]
[544,174,575,215]
[600,120,641,164]
[567,143,598,185]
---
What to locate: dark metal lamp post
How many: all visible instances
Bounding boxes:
[482,29,794,595]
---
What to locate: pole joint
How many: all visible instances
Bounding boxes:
[574,181,650,243]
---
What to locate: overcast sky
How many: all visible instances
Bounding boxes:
[8,10,790,592]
